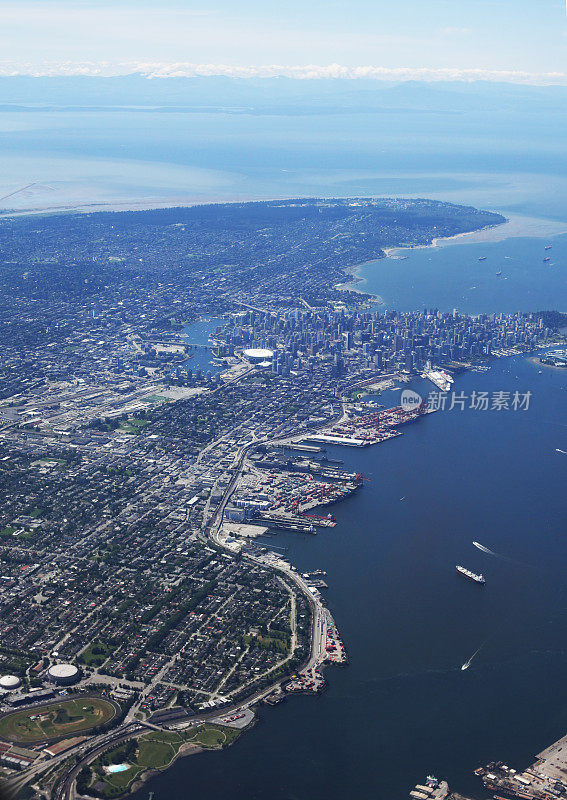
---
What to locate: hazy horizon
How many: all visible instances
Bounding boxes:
[1,0,566,82]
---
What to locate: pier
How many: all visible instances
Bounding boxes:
[409,777,449,800]
[475,731,567,799]
[256,514,318,533]
[284,443,323,453]
[304,403,429,448]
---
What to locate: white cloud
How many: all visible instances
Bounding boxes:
[0,61,565,85]
[441,27,473,37]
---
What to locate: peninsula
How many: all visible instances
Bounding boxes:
[3,198,561,800]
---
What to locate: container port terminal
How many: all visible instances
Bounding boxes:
[220,447,363,541]
[304,401,433,448]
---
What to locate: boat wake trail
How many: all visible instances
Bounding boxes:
[461,641,486,671]
[473,541,497,556]
[472,540,529,568]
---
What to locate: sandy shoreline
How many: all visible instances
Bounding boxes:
[335,263,385,303]
[384,213,567,254]
[337,213,567,298]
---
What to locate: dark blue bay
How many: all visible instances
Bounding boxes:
[357,234,567,314]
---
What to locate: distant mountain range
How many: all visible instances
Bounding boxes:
[1,76,566,115]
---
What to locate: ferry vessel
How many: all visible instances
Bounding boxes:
[456,565,485,585]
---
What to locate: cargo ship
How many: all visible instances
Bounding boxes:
[456,565,485,585]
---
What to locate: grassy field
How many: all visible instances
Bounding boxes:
[96,725,243,797]
[102,764,143,795]
[27,506,44,518]
[137,736,178,769]
[0,697,116,743]
[78,641,114,667]
[98,732,183,796]
[187,723,241,748]
[119,418,149,434]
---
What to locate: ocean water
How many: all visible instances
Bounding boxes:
[357,233,567,314]
[1,107,567,224]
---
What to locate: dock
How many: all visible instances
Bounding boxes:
[476,731,567,798]
[410,777,449,800]
[256,514,318,533]
[284,443,322,453]
[535,733,567,782]
[302,404,429,449]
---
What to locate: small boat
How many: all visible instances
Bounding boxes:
[478,256,487,261]
[543,257,551,262]
[496,269,502,276]
[545,245,552,250]
[472,541,494,555]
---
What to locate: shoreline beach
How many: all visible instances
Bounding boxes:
[338,213,567,298]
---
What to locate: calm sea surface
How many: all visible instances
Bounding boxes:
[1,107,567,223]
[1,104,565,799]
[357,234,567,314]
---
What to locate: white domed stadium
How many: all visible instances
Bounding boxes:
[243,348,274,364]
[47,663,80,686]
[0,675,21,691]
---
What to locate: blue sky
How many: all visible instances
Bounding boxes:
[0,0,566,81]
